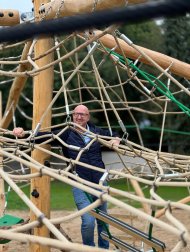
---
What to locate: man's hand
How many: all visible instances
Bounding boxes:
[13,127,25,138]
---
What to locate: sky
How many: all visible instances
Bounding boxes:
[0,0,33,13]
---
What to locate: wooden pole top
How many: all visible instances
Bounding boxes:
[0,9,20,26]
[38,0,127,20]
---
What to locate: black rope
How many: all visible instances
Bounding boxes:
[0,0,190,43]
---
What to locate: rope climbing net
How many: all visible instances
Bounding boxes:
[0,1,190,251]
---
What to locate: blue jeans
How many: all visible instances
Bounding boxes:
[72,187,109,249]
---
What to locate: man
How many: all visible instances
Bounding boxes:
[13,105,120,249]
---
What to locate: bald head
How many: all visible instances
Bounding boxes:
[74,105,89,114]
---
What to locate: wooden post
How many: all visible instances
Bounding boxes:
[0,9,20,26]
[30,1,54,251]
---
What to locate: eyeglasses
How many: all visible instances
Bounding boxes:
[73,112,89,118]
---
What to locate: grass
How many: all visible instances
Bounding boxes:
[50,181,75,210]
[4,179,190,211]
[109,179,190,208]
[5,181,75,211]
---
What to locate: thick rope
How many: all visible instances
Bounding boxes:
[0,0,189,42]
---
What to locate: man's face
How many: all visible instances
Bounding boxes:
[72,106,90,128]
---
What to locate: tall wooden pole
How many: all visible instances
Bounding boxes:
[30,1,54,252]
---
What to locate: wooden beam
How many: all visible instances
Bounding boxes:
[90,30,190,80]
[38,0,126,20]
[29,0,54,252]
[156,196,190,218]
[128,0,148,4]
[130,179,150,214]
[1,41,32,129]
[0,9,20,26]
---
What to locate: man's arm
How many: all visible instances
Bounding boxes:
[93,124,121,146]
[12,127,69,146]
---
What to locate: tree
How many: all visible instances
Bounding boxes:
[161,16,190,153]
[120,20,164,52]
[162,16,190,63]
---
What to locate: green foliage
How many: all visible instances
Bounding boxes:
[160,15,190,153]
[162,16,190,62]
[120,21,164,52]
[0,44,24,114]
[0,42,33,130]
